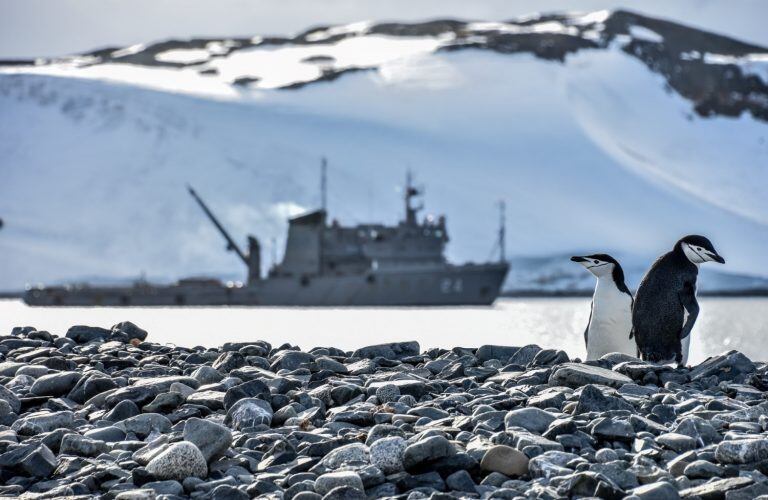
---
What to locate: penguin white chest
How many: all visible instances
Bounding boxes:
[586,280,634,360]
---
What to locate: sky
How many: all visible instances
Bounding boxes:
[1,0,767,59]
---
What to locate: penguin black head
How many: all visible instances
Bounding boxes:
[571,253,631,295]
[676,235,725,265]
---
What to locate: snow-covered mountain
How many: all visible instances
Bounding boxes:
[508,254,768,294]
[1,9,767,292]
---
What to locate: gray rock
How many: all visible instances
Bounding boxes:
[366,424,406,445]
[375,384,400,403]
[225,397,273,430]
[679,477,753,499]
[0,361,25,377]
[595,448,619,463]
[145,441,208,481]
[480,445,529,477]
[120,413,172,438]
[368,379,427,399]
[12,410,75,435]
[549,363,632,388]
[316,356,349,374]
[133,436,172,465]
[574,384,634,413]
[323,443,370,469]
[270,350,315,371]
[629,481,681,499]
[210,485,249,500]
[29,371,81,396]
[143,391,184,413]
[114,489,157,500]
[111,320,148,341]
[683,459,723,479]
[191,366,224,385]
[657,432,698,453]
[446,469,477,492]
[509,345,542,366]
[403,435,456,469]
[529,450,580,479]
[0,384,21,414]
[351,341,420,360]
[476,345,521,363]
[183,417,232,462]
[212,351,246,372]
[715,438,768,464]
[66,325,112,343]
[592,417,635,441]
[504,407,556,433]
[223,379,270,410]
[724,481,768,500]
[690,351,756,381]
[84,425,126,442]
[321,485,367,500]
[315,471,364,496]
[370,436,406,473]
[104,400,141,422]
[509,430,564,452]
[186,390,226,410]
[143,480,183,496]
[60,433,108,457]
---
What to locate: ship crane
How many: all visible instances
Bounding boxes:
[187,185,261,283]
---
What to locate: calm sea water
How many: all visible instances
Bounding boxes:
[1,298,765,365]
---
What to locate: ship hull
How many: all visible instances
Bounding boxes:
[24,263,509,307]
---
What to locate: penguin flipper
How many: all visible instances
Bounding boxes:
[678,282,700,340]
[584,300,593,346]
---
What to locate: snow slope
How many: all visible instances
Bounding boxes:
[1,10,767,291]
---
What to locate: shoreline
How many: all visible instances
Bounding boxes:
[3,289,768,302]
[1,323,767,498]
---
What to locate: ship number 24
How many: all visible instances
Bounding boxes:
[440,277,463,294]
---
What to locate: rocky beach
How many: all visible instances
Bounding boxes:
[1,323,768,499]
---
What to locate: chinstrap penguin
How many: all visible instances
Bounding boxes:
[632,235,725,367]
[571,254,635,361]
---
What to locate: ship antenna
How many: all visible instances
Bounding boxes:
[498,199,506,263]
[321,157,327,213]
[405,169,421,225]
[271,237,277,269]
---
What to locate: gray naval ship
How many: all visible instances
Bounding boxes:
[25,171,509,306]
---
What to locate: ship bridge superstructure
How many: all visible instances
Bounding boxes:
[273,172,449,278]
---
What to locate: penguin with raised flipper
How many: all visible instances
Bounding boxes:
[571,253,635,361]
[632,235,725,367]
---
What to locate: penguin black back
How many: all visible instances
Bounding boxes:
[632,243,699,363]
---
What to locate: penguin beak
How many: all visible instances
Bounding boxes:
[570,256,587,263]
[708,252,725,264]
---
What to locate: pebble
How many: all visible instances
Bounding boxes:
[314,471,364,495]
[145,441,208,481]
[369,436,406,473]
[480,445,529,477]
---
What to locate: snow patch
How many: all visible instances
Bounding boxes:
[156,48,211,64]
[629,25,664,43]
[704,52,768,84]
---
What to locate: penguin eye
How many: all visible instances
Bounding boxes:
[593,260,599,264]
[696,247,702,251]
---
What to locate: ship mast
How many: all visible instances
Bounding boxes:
[498,200,506,263]
[319,157,327,275]
[321,157,327,213]
[404,170,422,225]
